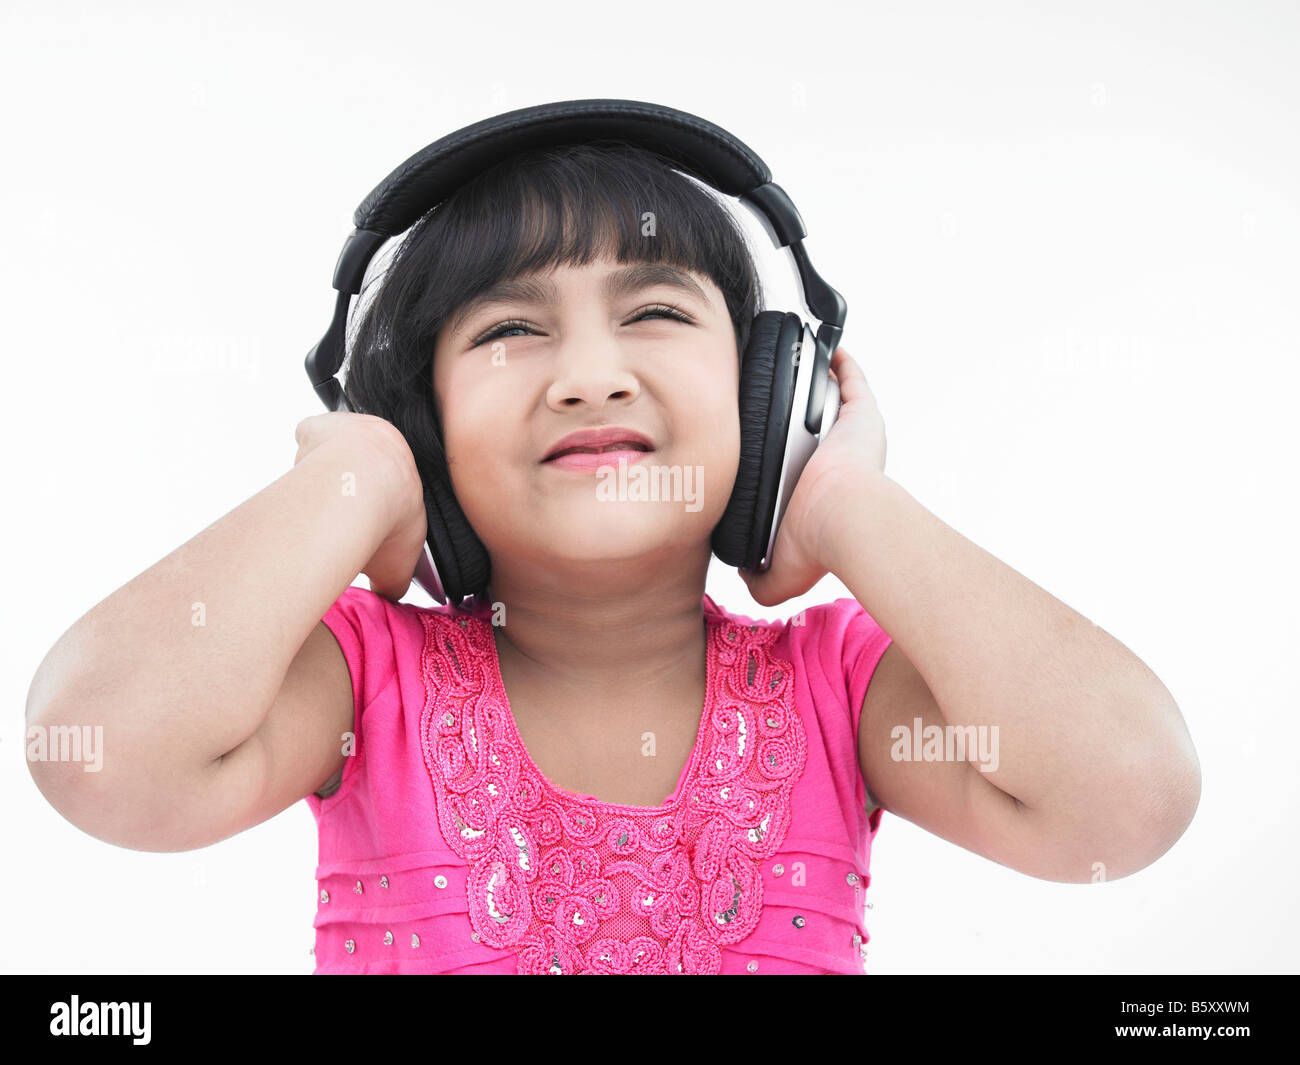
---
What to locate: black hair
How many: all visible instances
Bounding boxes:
[339,139,765,499]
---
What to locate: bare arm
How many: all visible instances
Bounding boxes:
[25,418,421,850]
[830,468,1200,880]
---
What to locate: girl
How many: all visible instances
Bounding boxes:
[26,140,1200,975]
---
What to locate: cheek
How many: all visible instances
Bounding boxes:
[444,404,500,476]
[678,395,741,500]
[436,372,504,479]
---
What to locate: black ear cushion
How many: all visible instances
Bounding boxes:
[712,310,801,570]
[424,474,492,605]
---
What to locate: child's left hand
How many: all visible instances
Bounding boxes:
[738,346,887,607]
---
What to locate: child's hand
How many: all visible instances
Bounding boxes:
[294,412,429,602]
[738,347,887,607]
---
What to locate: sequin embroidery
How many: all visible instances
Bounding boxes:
[417,606,807,975]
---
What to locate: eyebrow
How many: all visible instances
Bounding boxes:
[447,263,711,340]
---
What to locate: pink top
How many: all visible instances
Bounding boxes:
[305,586,893,974]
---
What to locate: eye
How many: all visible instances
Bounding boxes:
[470,319,534,346]
[634,303,695,327]
[468,304,694,348]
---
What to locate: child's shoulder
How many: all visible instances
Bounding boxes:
[324,585,455,654]
[704,592,858,631]
[704,598,870,661]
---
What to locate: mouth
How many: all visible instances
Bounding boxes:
[544,441,653,461]
[543,443,655,472]
[541,427,656,464]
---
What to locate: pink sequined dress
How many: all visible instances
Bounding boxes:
[305,587,893,974]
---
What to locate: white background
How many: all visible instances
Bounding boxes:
[3,0,1295,976]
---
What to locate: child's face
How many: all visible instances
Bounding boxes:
[432,255,741,583]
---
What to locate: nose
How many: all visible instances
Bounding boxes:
[544,332,642,411]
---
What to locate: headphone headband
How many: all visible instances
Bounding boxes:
[305,98,845,431]
[355,98,771,235]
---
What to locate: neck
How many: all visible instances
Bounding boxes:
[478,547,713,711]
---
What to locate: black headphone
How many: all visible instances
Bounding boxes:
[305,98,846,607]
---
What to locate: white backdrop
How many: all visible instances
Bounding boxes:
[3,0,1295,976]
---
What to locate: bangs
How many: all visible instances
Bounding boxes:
[432,143,755,343]
[340,138,764,486]
[350,140,760,363]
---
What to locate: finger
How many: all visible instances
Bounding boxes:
[368,574,411,603]
[738,567,772,608]
[829,347,878,411]
[739,562,788,609]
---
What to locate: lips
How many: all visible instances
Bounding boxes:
[542,426,655,463]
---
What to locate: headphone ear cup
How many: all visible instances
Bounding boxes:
[712,310,800,570]
[424,469,492,605]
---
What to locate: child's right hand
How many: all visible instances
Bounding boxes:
[293,412,429,602]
